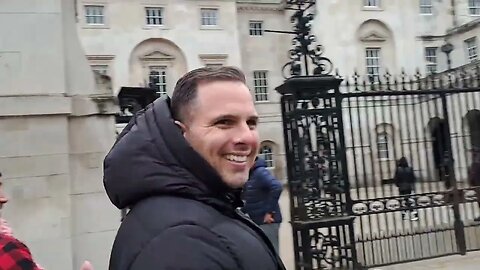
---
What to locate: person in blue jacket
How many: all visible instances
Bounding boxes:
[242,157,283,253]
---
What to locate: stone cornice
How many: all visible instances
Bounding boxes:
[237,2,285,12]
[446,18,480,36]
[419,18,480,41]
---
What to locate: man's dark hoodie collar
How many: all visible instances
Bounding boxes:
[103,97,243,212]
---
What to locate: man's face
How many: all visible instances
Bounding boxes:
[177,80,260,188]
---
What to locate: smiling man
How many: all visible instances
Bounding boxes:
[104,67,286,270]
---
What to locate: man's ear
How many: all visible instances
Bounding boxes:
[174,120,187,135]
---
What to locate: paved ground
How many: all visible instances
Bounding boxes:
[276,187,480,270]
[374,251,480,270]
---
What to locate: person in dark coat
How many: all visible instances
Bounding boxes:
[468,147,480,222]
[393,157,419,221]
[103,67,286,270]
[242,157,283,252]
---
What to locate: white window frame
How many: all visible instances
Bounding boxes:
[84,5,105,25]
[87,55,114,78]
[148,66,168,96]
[419,0,433,15]
[253,71,268,102]
[145,7,164,26]
[465,37,478,63]
[364,0,380,7]
[249,20,264,36]
[365,47,381,83]
[377,132,390,160]
[200,8,219,27]
[199,54,227,67]
[469,0,480,16]
[260,145,275,168]
[91,64,109,76]
[425,47,438,74]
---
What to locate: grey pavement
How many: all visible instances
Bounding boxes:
[277,187,480,270]
[373,251,480,270]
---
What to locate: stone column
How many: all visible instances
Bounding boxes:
[0,1,118,269]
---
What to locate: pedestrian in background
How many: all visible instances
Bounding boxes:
[242,157,283,253]
[468,147,480,222]
[393,157,419,221]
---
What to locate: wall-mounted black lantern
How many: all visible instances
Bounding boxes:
[441,41,454,70]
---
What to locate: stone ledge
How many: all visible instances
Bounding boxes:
[0,95,71,116]
[0,94,118,117]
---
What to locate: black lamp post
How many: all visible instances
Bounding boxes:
[441,42,454,70]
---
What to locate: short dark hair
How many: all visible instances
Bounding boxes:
[171,66,246,122]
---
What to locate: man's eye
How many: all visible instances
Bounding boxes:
[216,119,233,126]
[247,120,258,129]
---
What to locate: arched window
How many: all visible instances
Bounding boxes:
[377,132,389,159]
[260,145,274,168]
[148,66,167,96]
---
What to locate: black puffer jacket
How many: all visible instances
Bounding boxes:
[103,97,285,270]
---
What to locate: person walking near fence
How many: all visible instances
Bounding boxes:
[393,157,419,221]
[242,157,283,253]
[468,147,480,222]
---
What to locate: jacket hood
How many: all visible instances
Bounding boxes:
[103,97,242,211]
[251,157,267,171]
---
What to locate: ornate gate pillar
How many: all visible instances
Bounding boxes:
[272,0,360,269]
[276,76,359,269]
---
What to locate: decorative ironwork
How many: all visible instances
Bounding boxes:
[277,66,480,269]
[337,68,480,267]
[277,75,360,269]
[282,0,333,78]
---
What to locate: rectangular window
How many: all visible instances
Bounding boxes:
[469,0,480,15]
[91,64,108,75]
[377,133,389,159]
[253,71,268,102]
[249,21,263,36]
[148,66,167,96]
[200,8,218,26]
[465,37,478,63]
[85,5,105,25]
[425,47,437,74]
[364,0,380,7]
[145,7,164,25]
[365,48,381,82]
[420,0,433,15]
[260,145,274,168]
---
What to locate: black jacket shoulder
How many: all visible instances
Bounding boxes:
[110,196,280,270]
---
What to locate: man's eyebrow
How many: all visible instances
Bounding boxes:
[212,114,236,120]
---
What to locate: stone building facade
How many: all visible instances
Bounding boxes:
[76,0,480,186]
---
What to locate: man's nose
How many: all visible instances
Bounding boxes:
[234,123,258,144]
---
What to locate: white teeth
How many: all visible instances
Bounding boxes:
[226,155,247,162]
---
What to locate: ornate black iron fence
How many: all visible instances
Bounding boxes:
[276,68,480,269]
[338,68,480,267]
[271,1,480,269]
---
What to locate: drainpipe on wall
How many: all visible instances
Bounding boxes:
[451,0,458,27]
